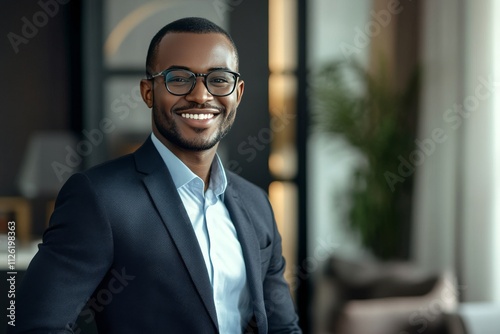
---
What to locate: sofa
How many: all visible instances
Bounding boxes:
[313,256,467,334]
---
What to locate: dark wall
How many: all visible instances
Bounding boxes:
[0,1,80,195]
[227,1,271,191]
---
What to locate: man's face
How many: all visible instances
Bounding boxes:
[142,33,244,153]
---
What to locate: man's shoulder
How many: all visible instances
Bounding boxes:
[59,153,142,195]
[81,136,157,181]
[83,153,136,179]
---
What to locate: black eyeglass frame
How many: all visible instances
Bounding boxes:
[146,68,241,97]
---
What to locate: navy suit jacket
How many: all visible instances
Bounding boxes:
[12,138,301,334]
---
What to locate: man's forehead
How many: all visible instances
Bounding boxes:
[155,32,236,68]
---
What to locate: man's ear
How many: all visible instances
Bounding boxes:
[140,79,154,108]
[236,79,244,106]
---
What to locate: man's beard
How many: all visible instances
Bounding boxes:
[152,103,236,151]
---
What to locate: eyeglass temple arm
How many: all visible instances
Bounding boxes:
[146,71,164,80]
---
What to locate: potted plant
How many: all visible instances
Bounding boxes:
[312,60,419,260]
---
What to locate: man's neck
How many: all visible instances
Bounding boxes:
[176,149,216,191]
[156,136,217,190]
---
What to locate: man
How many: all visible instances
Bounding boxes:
[12,17,301,333]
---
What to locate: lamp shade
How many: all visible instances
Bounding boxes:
[17,131,80,198]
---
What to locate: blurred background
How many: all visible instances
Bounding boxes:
[1,0,499,333]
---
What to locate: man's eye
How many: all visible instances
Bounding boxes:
[210,77,229,83]
[167,77,191,84]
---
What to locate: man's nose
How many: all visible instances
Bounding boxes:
[185,77,213,103]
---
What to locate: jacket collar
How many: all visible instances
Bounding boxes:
[134,137,218,329]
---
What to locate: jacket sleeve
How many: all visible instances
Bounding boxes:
[10,173,113,334]
[262,197,302,334]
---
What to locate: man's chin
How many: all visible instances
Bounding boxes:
[172,134,220,152]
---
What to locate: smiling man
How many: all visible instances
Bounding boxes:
[12,17,301,334]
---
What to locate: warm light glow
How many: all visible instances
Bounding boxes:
[269,145,297,179]
[268,0,298,292]
[269,181,298,288]
[269,73,297,115]
[268,73,297,179]
[269,0,298,72]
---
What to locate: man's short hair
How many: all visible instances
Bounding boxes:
[145,17,239,76]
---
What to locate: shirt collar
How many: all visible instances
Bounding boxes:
[150,133,227,196]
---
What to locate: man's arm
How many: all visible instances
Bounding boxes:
[10,173,113,333]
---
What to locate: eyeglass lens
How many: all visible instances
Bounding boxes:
[164,70,237,96]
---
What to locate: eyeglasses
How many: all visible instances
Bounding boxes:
[147,68,240,97]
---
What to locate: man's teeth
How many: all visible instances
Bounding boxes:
[181,113,215,120]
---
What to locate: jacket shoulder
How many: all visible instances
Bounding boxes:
[84,154,135,177]
[73,154,137,188]
[80,136,158,183]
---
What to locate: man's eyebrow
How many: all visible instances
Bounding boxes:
[165,65,234,72]
[207,66,233,71]
[166,65,190,71]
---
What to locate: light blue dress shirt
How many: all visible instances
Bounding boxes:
[151,133,252,333]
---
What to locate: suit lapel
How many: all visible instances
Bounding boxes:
[224,181,266,331]
[134,138,218,329]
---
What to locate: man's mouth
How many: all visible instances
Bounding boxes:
[180,113,215,120]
